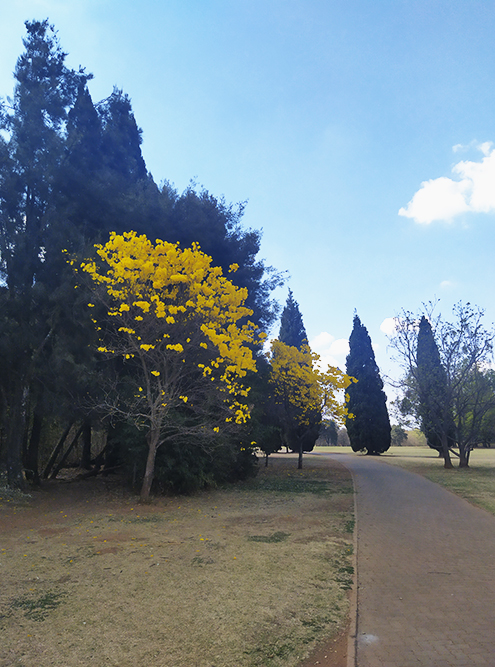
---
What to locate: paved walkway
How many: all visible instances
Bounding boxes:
[324,453,495,667]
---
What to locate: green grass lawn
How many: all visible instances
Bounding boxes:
[315,445,495,516]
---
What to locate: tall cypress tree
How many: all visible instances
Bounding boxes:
[345,315,391,455]
[416,316,454,467]
[1,20,87,291]
[274,293,319,464]
[279,290,308,349]
[0,20,88,488]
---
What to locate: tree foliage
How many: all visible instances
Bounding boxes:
[416,316,455,463]
[0,21,283,490]
[390,424,407,447]
[76,231,262,500]
[0,20,88,291]
[268,340,352,467]
[345,315,391,455]
[390,302,495,467]
[278,290,308,350]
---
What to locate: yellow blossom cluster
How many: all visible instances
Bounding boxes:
[78,231,262,423]
[268,340,354,427]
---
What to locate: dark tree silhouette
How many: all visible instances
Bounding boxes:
[345,315,391,455]
[279,290,308,350]
[416,316,455,466]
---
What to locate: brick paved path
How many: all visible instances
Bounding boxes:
[327,453,495,667]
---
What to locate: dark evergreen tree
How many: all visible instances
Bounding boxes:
[279,290,307,349]
[160,186,283,331]
[0,19,87,291]
[345,315,391,455]
[0,20,88,488]
[98,88,148,181]
[273,297,319,464]
[416,316,455,466]
[233,356,282,468]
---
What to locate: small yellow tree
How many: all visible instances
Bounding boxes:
[72,231,263,500]
[268,340,354,468]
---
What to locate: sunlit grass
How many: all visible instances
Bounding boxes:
[375,446,495,516]
[314,444,495,515]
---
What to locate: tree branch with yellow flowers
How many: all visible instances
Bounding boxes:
[268,340,354,468]
[69,231,264,500]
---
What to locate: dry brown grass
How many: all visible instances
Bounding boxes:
[0,453,354,667]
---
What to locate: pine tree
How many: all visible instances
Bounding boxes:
[279,290,308,349]
[345,315,391,455]
[98,88,148,182]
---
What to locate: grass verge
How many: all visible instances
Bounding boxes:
[0,454,353,667]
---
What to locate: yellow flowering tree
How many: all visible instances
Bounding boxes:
[73,231,262,500]
[268,339,354,468]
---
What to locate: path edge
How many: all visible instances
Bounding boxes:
[341,457,358,667]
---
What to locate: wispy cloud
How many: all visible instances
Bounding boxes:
[399,143,495,224]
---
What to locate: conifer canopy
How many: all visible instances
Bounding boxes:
[345,315,391,454]
[279,290,308,350]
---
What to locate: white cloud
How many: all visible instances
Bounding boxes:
[440,279,454,289]
[380,317,399,336]
[452,140,492,155]
[399,143,495,224]
[311,331,334,349]
[310,332,349,371]
[479,141,494,157]
[330,338,350,356]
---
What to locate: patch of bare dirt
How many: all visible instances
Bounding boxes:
[299,620,349,667]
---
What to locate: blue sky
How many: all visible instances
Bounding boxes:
[2,0,495,391]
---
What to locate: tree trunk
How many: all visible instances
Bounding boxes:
[43,421,74,479]
[5,384,29,491]
[265,453,269,467]
[81,420,92,469]
[50,422,85,479]
[441,433,453,469]
[25,410,42,485]
[6,405,26,491]
[298,441,303,469]
[459,444,470,468]
[140,427,160,502]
